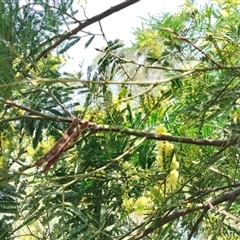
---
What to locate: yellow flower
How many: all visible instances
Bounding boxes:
[156,141,174,155]
[153,185,165,197]
[155,125,167,134]
[164,141,174,155]
[156,141,165,153]
[168,169,179,182]
[122,197,135,211]
[167,169,179,191]
[134,196,150,207]
[134,196,151,216]
[171,155,179,169]
[26,146,34,156]
[156,155,164,170]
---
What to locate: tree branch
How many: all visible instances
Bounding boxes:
[88,122,239,147]
[160,27,222,67]
[35,0,140,62]
[2,100,69,122]
[1,99,239,147]
[208,200,240,223]
[128,187,240,240]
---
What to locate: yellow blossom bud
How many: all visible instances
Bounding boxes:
[156,155,164,170]
[156,141,165,154]
[166,169,179,191]
[122,197,135,211]
[153,185,164,197]
[134,196,151,216]
[134,196,150,207]
[171,155,179,169]
[164,141,174,155]
[156,141,174,155]
[155,125,167,134]
[26,146,34,156]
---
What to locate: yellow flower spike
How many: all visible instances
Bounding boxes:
[156,141,174,155]
[168,169,179,182]
[156,141,165,153]
[156,155,164,170]
[44,135,55,151]
[134,196,150,207]
[135,208,144,216]
[26,146,34,156]
[134,196,151,216]
[171,154,177,162]
[122,197,135,211]
[153,185,165,197]
[155,125,167,134]
[171,155,179,170]
[167,169,179,191]
[164,141,174,155]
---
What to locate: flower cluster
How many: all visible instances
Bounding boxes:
[121,124,180,218]
[122,196,153,216]
[155,124,179,192]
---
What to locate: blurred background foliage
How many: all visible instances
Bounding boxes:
[1,0,240,239]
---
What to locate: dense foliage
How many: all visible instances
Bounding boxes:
[1,0,240,239]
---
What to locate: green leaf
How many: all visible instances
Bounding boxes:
[85,35,95,48]
[58,36,81,54]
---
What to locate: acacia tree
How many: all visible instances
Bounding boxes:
[1,0,240,239]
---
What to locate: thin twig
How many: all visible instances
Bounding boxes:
[182,182,240,204]
[2,100,65,121]
[208,200,240,223]
[0,115,67,124]
[209,200,236,240]
[36,87,74,118]
[98,21,108,44]
[160,27,222,67]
